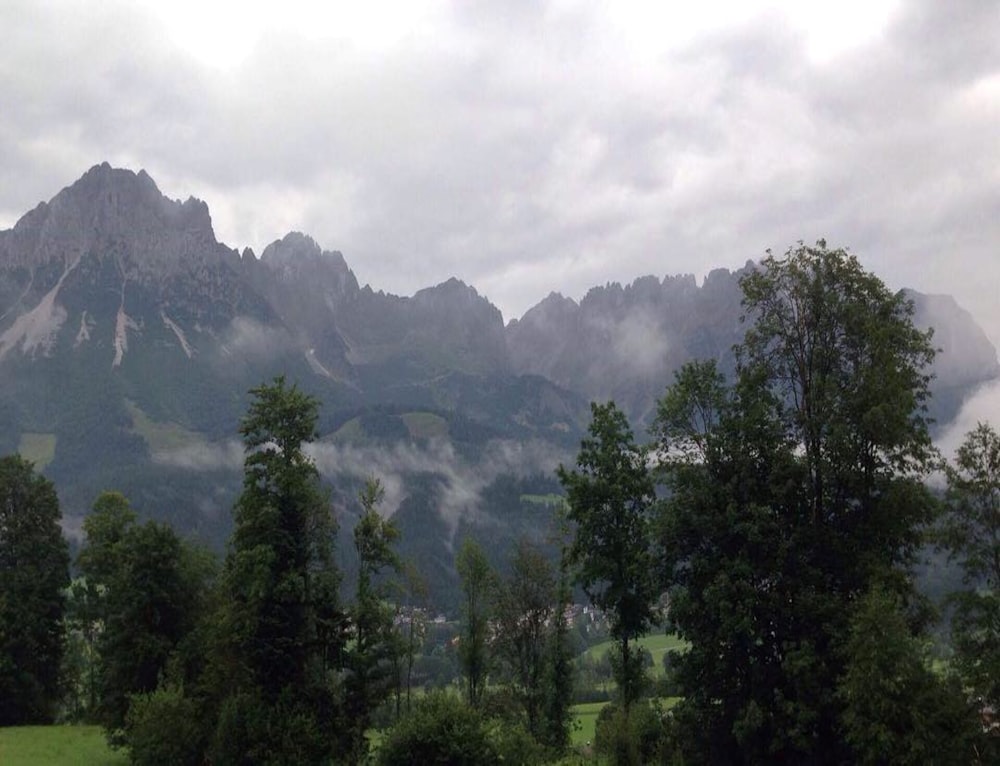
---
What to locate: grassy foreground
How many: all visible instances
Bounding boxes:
[571,701,606,747]
[0,726,126,766]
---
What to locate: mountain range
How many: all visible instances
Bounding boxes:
[1,163,996,608]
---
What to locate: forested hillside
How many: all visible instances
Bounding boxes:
[0,165,996,613]
[4,243,998,763]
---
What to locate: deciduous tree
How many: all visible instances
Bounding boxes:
[558,401,657,711]
[456,537,494,708]
[493,538,557,739]
[838,585,976,766]
[77,491,210,741]
[657,243,939,762]
[940,422,1000,709]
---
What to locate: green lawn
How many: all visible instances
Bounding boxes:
[571,701,606,747]
[520,493,565,507]
[125,400,200,452]
[0,726,126,766]
[581,632,688,678]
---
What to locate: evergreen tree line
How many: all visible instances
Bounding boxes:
[2,241,1000,763]
[1,375,576,764]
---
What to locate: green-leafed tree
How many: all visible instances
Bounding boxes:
[493,538,557,740]
[558,401,657,712]
[344,477,401,762]
[656,242,940,763]
[940,423,1000,706]
[0,455,69,725]
[377,691,499,766]
[456,537,494,708]
[211,376,343,764]
[76,491,211,742]
[540,527,575,753]
[838,585,976,766]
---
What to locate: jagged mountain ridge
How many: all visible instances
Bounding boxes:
[0,163,996,607]
[505,272,999,431]
[0,164,588,577]
[2,163,994,434]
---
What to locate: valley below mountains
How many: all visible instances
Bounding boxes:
[1,163,996,609]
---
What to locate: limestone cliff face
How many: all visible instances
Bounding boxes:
[0,163,272,370]
[0,165,512,382]
[1,163,995,433]
[0,164,585,552]
[507,271,999,431]
[506,268,747,425]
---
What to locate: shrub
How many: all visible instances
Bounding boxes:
[125,684,205,766]
[377,691,499,765]
[595,701,669,765]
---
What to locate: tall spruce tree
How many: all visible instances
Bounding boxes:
[656,243,940,763]
[213,377,343,763]
[344,478,400,762]
[0,455,69,725]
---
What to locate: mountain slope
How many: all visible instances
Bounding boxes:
[0,163,995,609]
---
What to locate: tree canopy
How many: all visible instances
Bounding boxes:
[940,422,1000,711]
[0,455,69,725]
[656,242,943,762]
[559,400,657,710]
[213,376,343,763]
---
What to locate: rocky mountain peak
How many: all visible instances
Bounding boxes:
[260,231,356,291]
[253,233,360,330]
[413,277,490,310]
[1,162,225,278]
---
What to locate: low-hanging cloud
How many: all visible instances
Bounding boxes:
[152,438,245,472]
[935,379,1000,463]
[153,432,570,536]
[307,437,569,534]
[220,316,293,361]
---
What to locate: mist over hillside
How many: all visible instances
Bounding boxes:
[0,164,996,608]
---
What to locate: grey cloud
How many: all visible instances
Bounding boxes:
[936,380,1000,463]
[307,438,568,534]
[1,0,998,350]
[220,317,293,360]
[153,438,245,471]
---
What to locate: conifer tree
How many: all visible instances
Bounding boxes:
[0,455,69,725]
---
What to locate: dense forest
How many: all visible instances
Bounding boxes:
[2,243,999,764]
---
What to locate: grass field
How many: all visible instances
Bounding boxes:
[125,400,199,452]
[17,433,57,471]
[401,411,449,439]
[581,632,688,678]
[571,701,606,746]
[570,697,682,749]
[0,726,126,766]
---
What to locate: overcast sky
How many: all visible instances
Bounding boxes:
[1,0,998,341]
